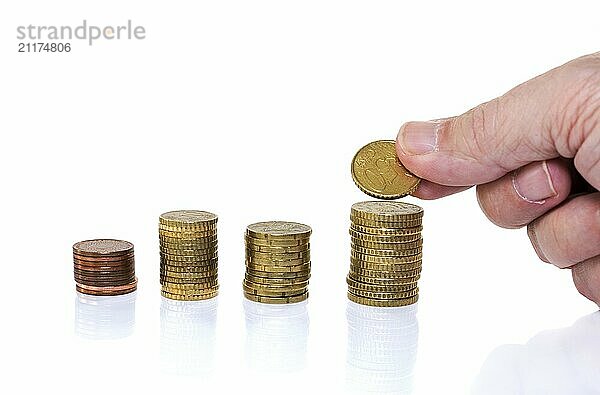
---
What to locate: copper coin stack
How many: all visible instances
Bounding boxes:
[347,201,423,307]
[159,210,219,301]
[73,239,138,296]
[244,221,312,304]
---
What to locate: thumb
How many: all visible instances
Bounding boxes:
[396,53,600,187]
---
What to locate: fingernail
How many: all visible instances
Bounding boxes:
[527,221,550,263]
[512,161,557,204]
[397,121,442,155]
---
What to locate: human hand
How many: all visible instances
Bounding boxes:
[396,53,600,305]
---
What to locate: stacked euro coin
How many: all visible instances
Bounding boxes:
[244,221,311,304]
[73,239,138,296]
[159,210,219,301]
[347,201,423,307]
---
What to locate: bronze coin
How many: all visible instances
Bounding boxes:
[73,239,134,257]
[73,263,134,273]
[75,277,136,287]
[73,253,135,263]
[76,279,137,296]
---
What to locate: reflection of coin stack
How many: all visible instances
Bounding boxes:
[244,298,309,372]
[159,210,219,301]
[346,302,418,394]
[73,239,138,296]
[75,292,136,340]
[160,297,218,376]
[243,221,311,304]
[347,201,423,307]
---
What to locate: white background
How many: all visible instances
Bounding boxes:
[1,1,599,394]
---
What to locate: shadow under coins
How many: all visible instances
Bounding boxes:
[159,296,218,376]
[472,311,600,395]
[243,298,309,373]
[346,300,419,395]
[74,291,137,340]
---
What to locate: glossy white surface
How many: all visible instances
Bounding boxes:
[2,1,599,393]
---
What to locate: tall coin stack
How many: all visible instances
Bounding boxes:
[244,221,311,304]
[159,210,219,301]
[347,201,423,307]
[73,239,138,296]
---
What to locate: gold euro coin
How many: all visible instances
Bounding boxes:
[245,243,310,253]
[242,282,307,297]
[161,263,218,272]
[159,210,218,226]
[245,261,311,273]
[161,284,219,295]
[349,224,423,236]
[161,289,218,301]
[245,235,309,247]
[351,140,421,199]
[346,276,417,292]
[348,286,419,300]
[159,238,217,248]
[160,253,219,262]
[243,291,308,304]
[246,268,310,279]
[348,230,422,244]
[160,276,218,285]
[350,215,422,229]
[245,255,310,266]
[350,237,422,250]
[245,273,309,286]
[351,245,423,257]
[350,251,422,263]
[348,272,420,285]
[347,292,419,307]
[243,278,308,290]
[349,259,422,272]
[349,266,421,279]
[350,201,423,221]
[246,221,311,240]
[162,281,219,293]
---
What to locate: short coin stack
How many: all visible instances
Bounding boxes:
[159,210,219,301]
[244,221,311,304]
[347,201,423,307]
[73,239,138,296]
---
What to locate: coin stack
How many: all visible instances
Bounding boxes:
[347,201,423,307]
[73,239,138,296]
[159,210,219,301]
[244,221,312,304]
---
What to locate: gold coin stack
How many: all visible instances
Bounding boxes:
[244,221,312,304]
[347,201,423,307]
[159,210,219,301]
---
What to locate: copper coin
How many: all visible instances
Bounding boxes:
[73,270,134,279]
[76,284,137,296]
[73,253,134,262]
[75,277,136,287]
[73,269,135,279]
[73,263,134,273]
[73,239,134,257]
[75,278,137,296]
[73,258,134,267]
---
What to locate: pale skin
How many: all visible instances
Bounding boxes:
[396,52,600,306]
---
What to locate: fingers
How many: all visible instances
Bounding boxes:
[396,53,600,187]
[527,193,600,268]
[411,181,471,200]
[475,159,572,228]
[572,256,600,306]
